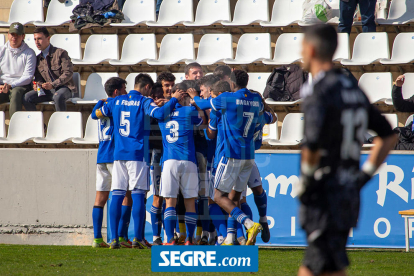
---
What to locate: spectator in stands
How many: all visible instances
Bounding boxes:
[338,0,377,34]
[157,72,175,100]
[23,27,76,112]
[392,75,414,112]
[213,65,232,82]
[185,62,204,81]
[0,23,36,118]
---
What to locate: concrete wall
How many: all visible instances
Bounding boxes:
[0,148,105,245]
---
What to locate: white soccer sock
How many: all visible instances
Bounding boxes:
[259,216,268,223]
[225,233,235,243]
[217,236,224,245]
[243,218,255,230]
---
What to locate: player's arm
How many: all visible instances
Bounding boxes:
[146,90,185,120]
[95,99,113,119]
[91,100,106,120]
[191,96,212,110]
[358,105,398,189]
[206,110,218,139]
[263,98,277,124]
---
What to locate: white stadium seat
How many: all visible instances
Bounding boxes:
[333,33,350,62]
[222,0,269,26]
[385,73,414,105]
[72,35,119,65]
[50,34,82,60]
[172,73,186,83]
[147,34,194,65]
[34,0,79,26]
[126,73,157,93]
[0,111,5,138]
[341,33,390,66]
[146,0,193,27]
[247,73,271,95]
[224,33,271,64]
[263,33,303,65]
[186,34,233,65]
[39,72,81,105]
[268,113,304,146]
[380,33,414,65]
[0,112,44,144]
[34,112,82,144]
[110,0,155,27]
[377,0,414,25]
[358,73,392,104]
[260,0,304,27]
[406,114,414,126]
[0,0,43,27]
[184,0,231,26]
[0,34,5,46]
[72,115,99,144]
[71,73,119,104]
[24,34,40,55]
[109,34,157,66]
[262,121,279,142]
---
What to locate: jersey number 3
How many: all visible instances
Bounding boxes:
[341,108,368,161]
[166,121,179,143]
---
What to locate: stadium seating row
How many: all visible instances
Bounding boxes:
[3,32,412,66]
[2,0,414,28]
[0,111,97,144]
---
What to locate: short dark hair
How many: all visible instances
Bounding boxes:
[33,27,50,38]
[104,77,126,97]
[134,73,154,90]
[197,75,221,89]
[211,80,231,96]
[157,71,176,83]
[213,65,232,80]
[182,80,200,94]
[230,70,249,89]
[171,83,188,94]
[184,62,202,76]
[150,83,164,97]
[303,24,338,62]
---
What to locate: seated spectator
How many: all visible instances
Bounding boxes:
[157,71,175,100]
[338,0,376,35]
[23,27,76,112]
[0,23,36,118]
[392,75,414,112]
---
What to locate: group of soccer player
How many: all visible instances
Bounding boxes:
[90,62,277,249]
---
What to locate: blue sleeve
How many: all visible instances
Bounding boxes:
[264,111,273,124]
[193,96,212,110]
[208,110,218,131]
[190,106,203,126]
[91,100,105,120]
[210,93,229,112]
[146,97,179,120]
[100,98,113,118]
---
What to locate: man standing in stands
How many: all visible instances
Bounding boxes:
[0,22,36,118]
[185,62,204,81]
[338,0,377,34]
[23,27,76,112]
[157,72,175,100]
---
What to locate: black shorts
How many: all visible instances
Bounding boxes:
[303,228,350,276]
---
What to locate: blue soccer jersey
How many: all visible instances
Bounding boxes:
[158,103,203,164]
[92,99,115,164]
[254,111,273,150]
[100,90,178,162]
[208,88,263,160]
[208,109,224,169]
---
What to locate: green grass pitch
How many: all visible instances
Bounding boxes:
[0,244,413,275]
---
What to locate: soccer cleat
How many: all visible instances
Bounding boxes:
[131,238,145,249]
[119,237,132,248]
[246,223,263,246]
[198,236,209,245]
[109,239,120,249]
[163,238,177,245]
[153,237,163,246]
[209,236,217,245]
[237,236,247,245]
[221,242,234,246]
[142,238,152,249]
[177,235,186,245]
[260,221,271,243]
[92,239,110,248]
[185,240,193,245]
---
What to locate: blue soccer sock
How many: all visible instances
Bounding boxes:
[164,207,177,242]
[142,197,147,240]
[241,202,253,221]
[230,207,248,226]
[236,222,244,238]
[227,216,237,242]
[109,190,126,241]
[131,189,146,241]
[208,203,227,237]
[185,212,198,241]
[118,205,131,240]
[150,205,162,238]
[198,196,210,234]
[254,190,268,220]
[92,206,104,239]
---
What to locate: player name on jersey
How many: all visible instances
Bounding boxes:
[236,99,260,107]
[116,99,142,106]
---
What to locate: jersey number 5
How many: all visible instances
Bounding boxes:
[120,111,130,137]
[341,108,368,161]
[166,121,179,143]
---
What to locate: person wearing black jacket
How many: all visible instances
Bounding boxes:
[392,75,414,112]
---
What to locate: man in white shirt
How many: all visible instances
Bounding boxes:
[0,22,36,118]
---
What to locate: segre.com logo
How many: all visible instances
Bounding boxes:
[151,246,258,272]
